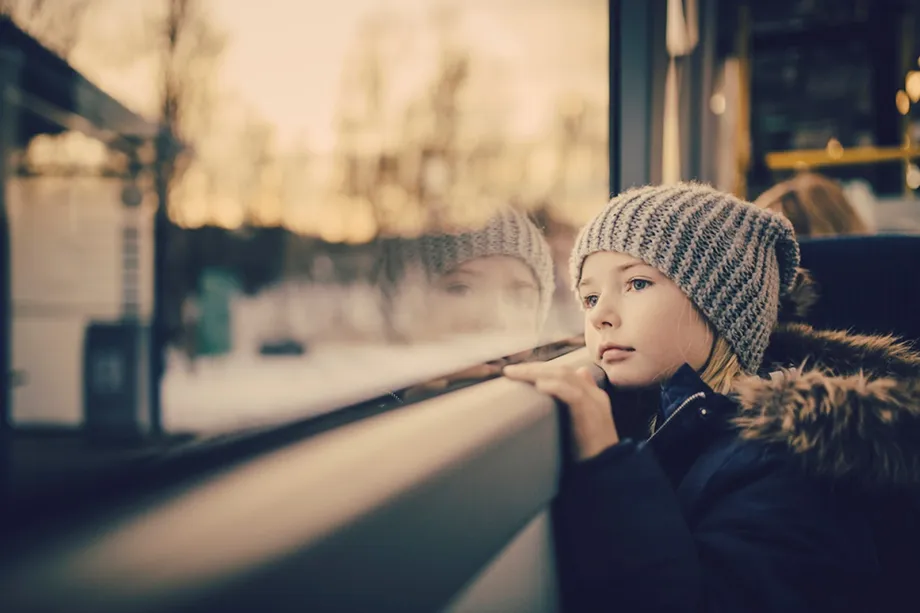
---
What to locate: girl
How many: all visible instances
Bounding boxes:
[504,183,920,612]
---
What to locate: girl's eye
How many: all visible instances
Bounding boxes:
[446,284,472,296]
[582,294,598,309]
[629,278,653,292]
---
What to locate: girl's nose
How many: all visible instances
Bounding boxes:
[587,296,621,329]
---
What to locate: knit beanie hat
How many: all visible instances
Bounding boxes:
[570,182,799,373]
[381,208,556,323]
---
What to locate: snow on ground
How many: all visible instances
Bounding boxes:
[162,282,579,434]
[161,334,542,433]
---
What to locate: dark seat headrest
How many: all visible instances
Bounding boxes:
[797,235,920,345]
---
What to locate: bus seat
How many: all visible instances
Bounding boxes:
[799,234,920,613]
[797,235,920,345]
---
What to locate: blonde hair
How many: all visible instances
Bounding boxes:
[699,335,743,395]
[649,324,745,436]
[754,172,869,237]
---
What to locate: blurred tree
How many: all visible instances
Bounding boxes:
[147,0,225,429]
[151,0,225,219]
[238,114,277,227]
[334,9,476,239]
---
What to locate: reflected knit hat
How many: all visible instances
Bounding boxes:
[570,183,800,373]
[384,208,556,322]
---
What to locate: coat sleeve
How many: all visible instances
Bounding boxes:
[551,440,879,613]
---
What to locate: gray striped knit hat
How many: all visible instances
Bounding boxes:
[383,208,555,322]
[570,182,799,373]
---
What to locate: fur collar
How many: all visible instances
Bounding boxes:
[732,322,920,490]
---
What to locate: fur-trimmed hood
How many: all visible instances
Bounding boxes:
[732,322,920,491]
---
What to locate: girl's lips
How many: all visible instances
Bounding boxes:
[602,348,633,362]
[600,345,635,362]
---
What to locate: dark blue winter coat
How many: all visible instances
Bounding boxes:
[553,323,920,612]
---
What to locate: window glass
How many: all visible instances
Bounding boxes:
[0,0,608,509]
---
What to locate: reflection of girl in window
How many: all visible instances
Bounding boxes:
[505,183,919,612]
[378,208,555,342]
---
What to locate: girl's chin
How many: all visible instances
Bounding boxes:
[600,363,665,390]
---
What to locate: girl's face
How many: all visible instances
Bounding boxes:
[429,255,542,336]
[578,251,713,388]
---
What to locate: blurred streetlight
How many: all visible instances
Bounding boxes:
[907,164,920,190]
[897,90,911,116]
[709,92,727,115]
[825,138,844,160]
[907,71,920,103]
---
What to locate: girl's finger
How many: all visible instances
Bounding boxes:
[575,366,601,388]
[506,365,603,404]
[534,377,585,406]
[503,363,559,381]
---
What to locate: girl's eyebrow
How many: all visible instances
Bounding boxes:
[617,261,646,273]
[579,261,648,289]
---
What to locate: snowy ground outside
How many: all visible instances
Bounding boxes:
[161,283,581,433]
[161,334,548,433]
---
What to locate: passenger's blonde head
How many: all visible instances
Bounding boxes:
[754,173,869,237]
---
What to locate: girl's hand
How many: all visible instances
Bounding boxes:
[503,363,620,461]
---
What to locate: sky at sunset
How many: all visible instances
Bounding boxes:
[56,0,608,229]
[68,0,605,151]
